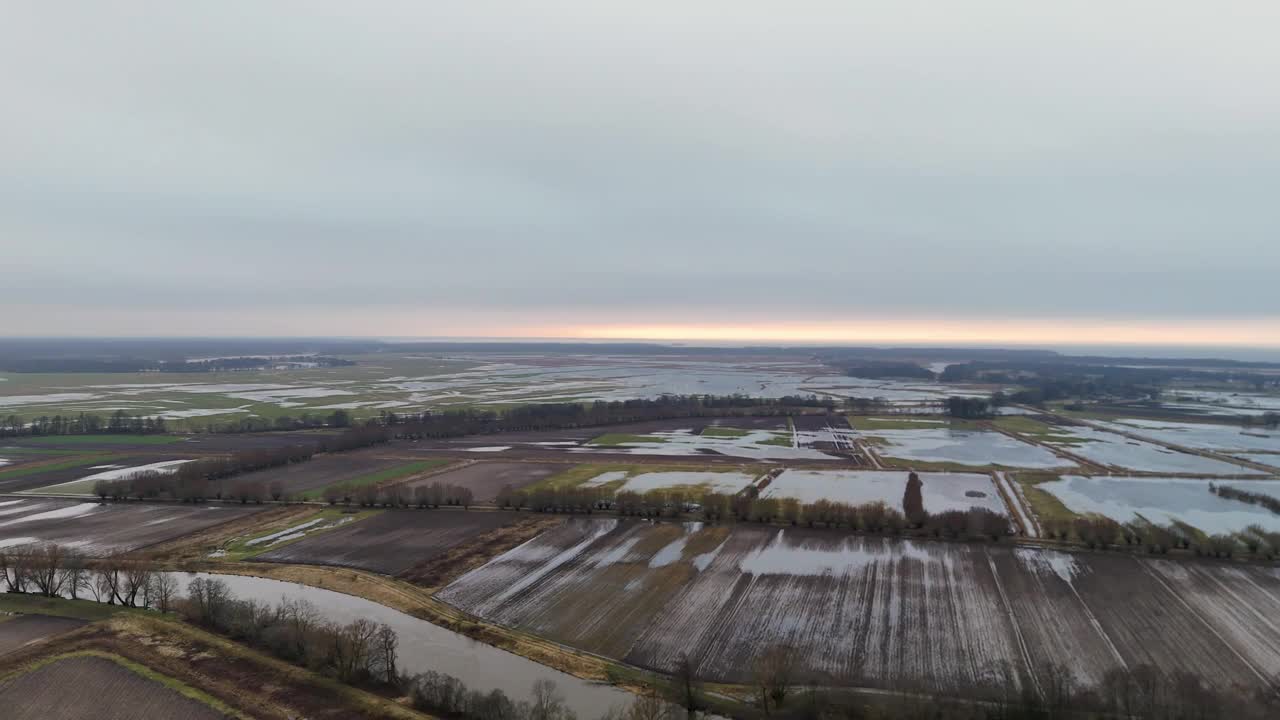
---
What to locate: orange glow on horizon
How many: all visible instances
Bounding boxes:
[549,318,1280,347]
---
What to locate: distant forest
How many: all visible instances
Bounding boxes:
[0,353,353,374]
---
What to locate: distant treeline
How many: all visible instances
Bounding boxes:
[4,409,361,438]
[0,353,353,374]
[389,395,840,440]
[839,361,936,380]
[946,396,995,419]
[1212,483,1280,518]
[492,473,1012,541]
[1040,507,1280,560]
[93,427,388,502]
[945,359,1280,404]
[3,410,170,437]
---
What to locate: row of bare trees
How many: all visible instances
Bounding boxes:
[91,427,390,504]
[322,481,475,509]
[1040,510,1280,559]
[389,396,840,440]
[181,577,400,685]
[734,644,1280,720]
[0,543,180,610]
[407,673,578,720]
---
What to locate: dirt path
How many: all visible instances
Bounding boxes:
[993,471,1039,538]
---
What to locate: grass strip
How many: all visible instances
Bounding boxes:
[18,434,185,446]
[588,433,668,446]
[300,459,451,500]
[700,427,751,438]
[0,454,119,481]
[0,594,135,622]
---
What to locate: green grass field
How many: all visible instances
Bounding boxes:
[299,459,452,500]
[756,434,793,447]
[0,454,119,481]
[700,427,751,438]
[1012,472,1079,525]
[529,462,765,496]
[849,416,948,431]
[587,433,668,446]
[20,434,185,446]
[992,416,1089,445]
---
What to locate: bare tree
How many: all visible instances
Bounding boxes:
[330,618,379,682]
[670,653,701,719]
[94,555,126,605]
[280,596,322,662]
[753,645,798,715]
[148,573,179,613]
[622,690,676,720]
[122,560,153,607]
[373,623,399,685]
[59,550,90,600]
[529,679,575,720]
[29,543,67,597]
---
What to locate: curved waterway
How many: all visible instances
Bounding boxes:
[4,570,635,718]
[173,572,634,718]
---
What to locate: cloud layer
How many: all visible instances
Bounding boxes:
[3,1,1278,342]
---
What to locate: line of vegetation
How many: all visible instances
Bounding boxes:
[0,453,119,480]
[300,460,445,500]
[1212,482,1280,516]
[0,354,353,373]
[91,427,389,502]
[495,472,1012,542]
[387,395,843,440]
[320,476,476,504]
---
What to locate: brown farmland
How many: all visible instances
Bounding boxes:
[0,655,225,720]
[256,509,515,575]
[399,461,567,502]
[218,449,408,497]
[0,455,171,493]
[0,498,264,555]
[0,615,86,656]
[439,519,1280,694]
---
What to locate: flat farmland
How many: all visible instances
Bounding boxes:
[218,450,415,498]
[0,454,138,493]
[399,461,566,502]
[0,655,225,720]
[0,616,86,656]
[256,509,515,574]
[439,519,1280,693]
[0,499,263,555]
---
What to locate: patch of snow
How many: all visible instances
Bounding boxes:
[246,518,325,547]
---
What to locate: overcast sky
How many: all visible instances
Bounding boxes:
[3,1,1278,346]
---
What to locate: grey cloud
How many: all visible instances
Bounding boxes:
[2,1,1279,335]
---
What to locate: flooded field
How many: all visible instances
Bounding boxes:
[27,459,193,495]
[759,469,1007,515]
[581,427,839,461]
[1038,475,1280,534]
[439,520,1280,692]
[255,510,515,574]
[172,571,633,718]
[0,499,262,554]
[0,352,998,427]
[1094,419,1280,454]
[1044,426,1253,475]
[585,470,760,495]
[863,427,1070,469]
